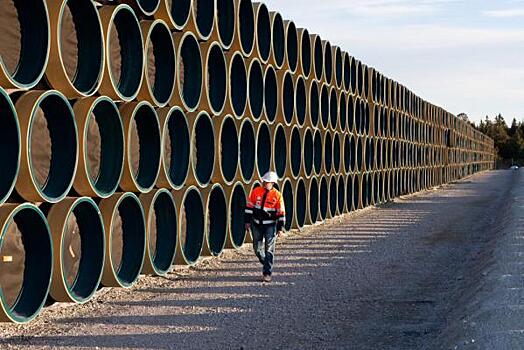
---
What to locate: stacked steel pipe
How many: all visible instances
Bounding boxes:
[0,0,495,323]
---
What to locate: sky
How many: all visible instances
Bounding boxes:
[263,0,524,125]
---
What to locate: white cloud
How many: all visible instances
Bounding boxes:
[483,8,524,17]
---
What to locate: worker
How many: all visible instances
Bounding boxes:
[244,171,286,283]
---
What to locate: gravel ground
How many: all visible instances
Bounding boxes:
[0,170,522,350]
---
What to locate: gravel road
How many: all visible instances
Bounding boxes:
[0,170,522,350]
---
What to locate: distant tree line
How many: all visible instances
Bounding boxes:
[473,114,524,167]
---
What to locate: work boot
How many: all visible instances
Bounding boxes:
[262,274,272,283]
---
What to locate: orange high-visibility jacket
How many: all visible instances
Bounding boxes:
[244,186,286,230]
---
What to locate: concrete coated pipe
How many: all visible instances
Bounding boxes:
[171,31,202,112]
[339,91,347,132]
[14,90,78,203]
[342,51,350,93]
[155,0,191,30]
[327,175,337,219]
[201,184,228,256]
[329,86,339,130]
[225,51,247,119]
[122,0,161,16]
[187,111,215,187]
[239,119,256,183]
[269,11,285,69]
[0,89,20,205]
[46,0,103,97]
[232,0,255,56]
[307,79,320,128]
[336,174,346,215]
[311,34,323,81]
[313,129,323,176]
[302,127,314,178]
[281,178,294,232]
[119,101,161,193]
[295,75,307,126]
[139,189,177,276]
[99,192,146,288]
[46,197,104,304]
[276,70,295,126]
[256,121,272,179]
[319,175,328,221]
[263,64,278,124]
[322,40,333,85]
[0,204,52,323]
[72,96,124,198]
[345,173,354,212]
[253,2,271,63]
[307,177,319,224]
[333,132,341,174]
[272,124,287,179]
[298,28,311,78]
[186,0,215,41]
[200,41,227,115]
[0,0,49,90]
[333,46,343,89]
[320,83,329,129]
[214,0,235,49]
[293,178,307,229]
[172,186,205,265]
[226,181,247,249]
[137,20,176,107]
[99,4,144,102]
[157,106,190,190]
[284,20,298,73]
[323,131,333,174]
[213,115,239,185]
[247,58,264,120]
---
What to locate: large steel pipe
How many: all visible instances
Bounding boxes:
[313,129,323,176]
[343,134,352,174]
[14,90,78,203]
[307,79,320,128]
[290,126,302,179]
[172,186,205,265]
[72,96,124,198]
[156,0,191,30]
[307,177,319,224]
[277,70,295,126]
[319,175,328,221]
[345,174,354,213]
[46,197,104,304]
[0,0,49,89]
[284,20,298,73]
[139,189,177,276]
[333,46,343,89]
[138,20,176,107]
[186,0,215,41]
[200,41,227,115]
[215,0,235,49]
[342,51,351,93]
[263,64,278,124]
[292,178,307,229]
[157,106,190,190]
[281,179,294,232]
[328,175,337,219]
[187,111,215,187]
[256,121,272,179]
[320,83,329,129]
[253,2,271,63]
[0,204,52,323]
[298,28,311,78]
[226,181,247,249]
[269,12,285,69]
[0,89,20,205]
[312,34,323,81]
[333,133,341,174]
[172,31,202,112]
[119,102,161,193]
[214,115,238,185]
[247,58,264,120]
[123,0,161,16]
[201,184,228,256]
[239,119,256,183]
[99,4,144,102]
[323,131,333,174]
[232,0,255,56]
[46,0,103,97]
[329,86,338,130]
[99,192,146,288]
[302,128,314,178]
[322,40,333,84]
[225,51,247,118]
[339,91,347,132]
[337,175,346,215]
[295,75,307,126]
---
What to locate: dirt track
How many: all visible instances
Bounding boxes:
[0,170,522,350]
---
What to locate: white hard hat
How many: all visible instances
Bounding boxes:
[261,171,279,183]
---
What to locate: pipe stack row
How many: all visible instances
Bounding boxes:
[0,0,495,323]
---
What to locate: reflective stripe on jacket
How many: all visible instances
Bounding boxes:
[244,186,286,230]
